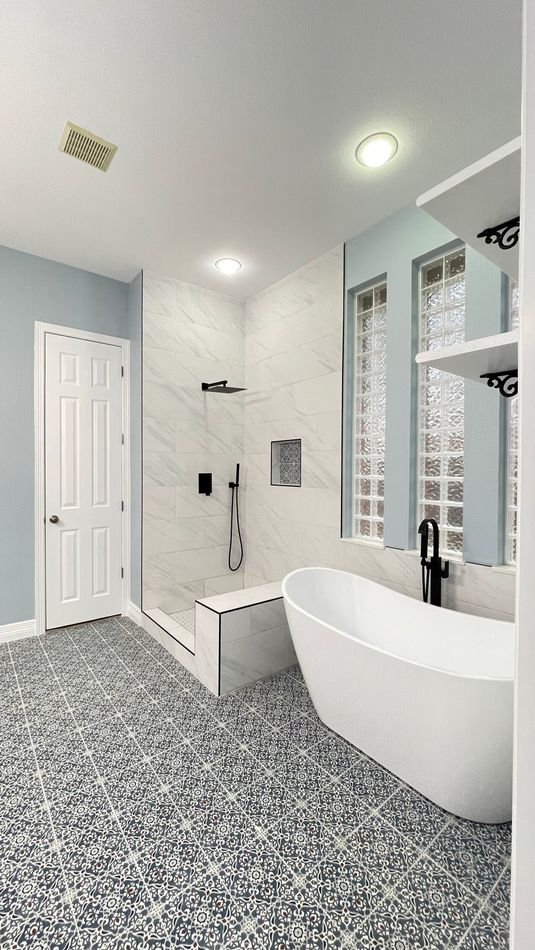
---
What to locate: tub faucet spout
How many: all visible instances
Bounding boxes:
[418,518,449,607]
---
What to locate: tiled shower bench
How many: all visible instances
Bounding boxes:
[195,582,297,695]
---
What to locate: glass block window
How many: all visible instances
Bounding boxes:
[417,248,466,557]
[505,280,519,565]
[353,281,387,542]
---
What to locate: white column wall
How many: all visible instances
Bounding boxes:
[511,0,535,944]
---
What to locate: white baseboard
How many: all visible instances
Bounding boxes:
[126,601,143,627]
[0,619,38,644]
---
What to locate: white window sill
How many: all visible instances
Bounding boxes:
[491,564,516,575]
[404,548,465,566]
[341,536,385,550]
[339,540,515,573]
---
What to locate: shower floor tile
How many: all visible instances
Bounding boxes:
[169,608,195,634]
[0,617,511,949]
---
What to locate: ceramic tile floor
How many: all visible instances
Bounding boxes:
[1,617,511,949]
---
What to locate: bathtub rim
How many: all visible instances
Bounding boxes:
[282,566,514,684]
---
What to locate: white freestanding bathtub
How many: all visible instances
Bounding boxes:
[282,567,514,823]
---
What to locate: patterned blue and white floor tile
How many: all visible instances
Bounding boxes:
[0,618,510,948]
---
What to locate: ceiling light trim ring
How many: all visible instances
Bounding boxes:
[214,257,243,275]
[355,132,398,168]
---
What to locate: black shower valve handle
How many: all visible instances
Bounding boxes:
[198,473,212,496]
[229,463,240,490]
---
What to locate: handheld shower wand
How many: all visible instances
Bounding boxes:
[228,463,244,572]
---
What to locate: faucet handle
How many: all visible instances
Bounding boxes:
[441,560,450,579]
[418,520,428,559]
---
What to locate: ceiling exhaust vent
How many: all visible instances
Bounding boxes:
[59,122,117,172]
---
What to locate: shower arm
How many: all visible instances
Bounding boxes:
[201,380,247,394]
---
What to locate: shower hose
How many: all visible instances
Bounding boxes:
[228,482,244,572]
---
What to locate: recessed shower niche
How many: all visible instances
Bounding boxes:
[271,438,302,487]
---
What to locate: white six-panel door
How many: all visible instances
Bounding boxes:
[45,333,123,629]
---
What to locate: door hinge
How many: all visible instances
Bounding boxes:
[121,500,125,512]
[121,567,124,579]
[121,366,124,377]
[121,433,124,445]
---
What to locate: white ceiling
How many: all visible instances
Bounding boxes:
[0,1,522,299]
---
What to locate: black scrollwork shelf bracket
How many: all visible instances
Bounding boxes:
[477,216,520,251]
[480,370,518,398]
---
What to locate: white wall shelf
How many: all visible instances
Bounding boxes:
[417,137,521,279]
[416,330,518,388]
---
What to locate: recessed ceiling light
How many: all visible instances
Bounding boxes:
[214,257,242,275]
[355,132,398,168]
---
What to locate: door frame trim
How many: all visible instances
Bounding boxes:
[34,322,130,635]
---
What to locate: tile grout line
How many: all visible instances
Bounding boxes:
[85,622,399,938]
[5,625,507,946]
[213,679,507,945]
[107,620,325,759]
[106,622,512,916]
[328,787,455,944]
[109,625,448,873]
[354,785,510,948]
[455,863,512,948]
[356,782,510,947]
[115,615,362,780]
[15,621,511,947]
[105,619,369,816]
[101,621,424,938]
[95,619,509,944]
[7,640,85,948]
[86,624,316,829]
[69,625,305,925]
[32,631,175,943]
[20,709,129,749]
[65,624,317,934]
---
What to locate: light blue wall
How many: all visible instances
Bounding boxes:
[128,273,142,608]
[0,244,129,625]
[343,206,507,564]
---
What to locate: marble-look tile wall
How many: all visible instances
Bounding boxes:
[142,272,246,617]
[243,246,516,622]
[220,599,296,694]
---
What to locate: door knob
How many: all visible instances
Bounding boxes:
[49,515,59,524]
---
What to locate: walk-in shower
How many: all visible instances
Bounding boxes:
[141,272,247,652]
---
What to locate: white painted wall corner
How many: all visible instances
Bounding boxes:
[126,601,143,627]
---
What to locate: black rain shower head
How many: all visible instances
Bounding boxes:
[201,380,246,394]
